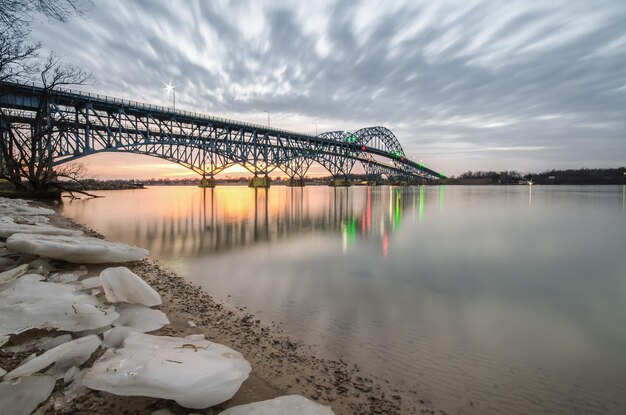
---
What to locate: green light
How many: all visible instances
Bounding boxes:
[419,185,424,222]
[439,185,445,211]
[392,151,404,158]
[346,135,357,143]
[346,218,357,246]
[394,189,402,229]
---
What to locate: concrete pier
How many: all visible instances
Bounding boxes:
[286,178,305,187]
[249,175,271,188]
[328,177,352,187]
[198,177,216,188]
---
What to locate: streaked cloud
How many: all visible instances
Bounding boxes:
[29,0,626,177]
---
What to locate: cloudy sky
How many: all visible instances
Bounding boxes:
[31,0,626,179]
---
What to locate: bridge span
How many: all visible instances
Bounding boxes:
[0,81,445,187]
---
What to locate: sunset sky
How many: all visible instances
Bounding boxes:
[30,0,626,179]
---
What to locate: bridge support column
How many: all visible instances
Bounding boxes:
[286,177,305,187]
[249,175,271,188]
[198,176,216,188]
[329,176,352,187]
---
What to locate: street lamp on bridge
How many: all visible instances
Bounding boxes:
[264,110,270,128]
[163,81,176,110]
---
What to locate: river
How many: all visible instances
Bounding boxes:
[60,184,626,414]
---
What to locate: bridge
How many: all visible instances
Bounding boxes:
[0,81,445,187]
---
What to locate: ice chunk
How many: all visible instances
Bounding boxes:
[0,367,5,377]
[0,257,16,270]
[80,276,102,290]
[0,335,9,348]
[6,234,149,264]
[5,335,101,380]
[0,264,28,285]
[102,326,133,348]
[0,375,56,415]
[59,366,86,405]
[28,258,56,276]
[219,395,336,415]
[47,272,80,284]
[100,267,161,306]
[187,320,197,328]
[12,215,49,225]
[83,332,251,409]
[0,217,83,237]
[4,334,71,354]
[39,334,72,352]
[0,274,119,336]
[185,334,206,341]
[113,304,169,332]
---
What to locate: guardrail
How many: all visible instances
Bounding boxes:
[2,81,315,138]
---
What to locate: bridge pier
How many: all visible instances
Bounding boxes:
[286,177,305,187]
[198,176,216,188]
[249,175,271,188]
[328,176,352,187]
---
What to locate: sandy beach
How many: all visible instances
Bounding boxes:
[0,201,438,415]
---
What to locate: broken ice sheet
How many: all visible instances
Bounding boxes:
[0,375,56,415]
[113,303,169,332]
[6,234,149,263]
[83,332,251,409]
[5,335,101,380]
[79,276,102,290]
[219,395,336,415]
[100,267,162,306]
[0,274,119,337]
[4,334,72,354]
[0,264,29,285]
[0,217,83,238]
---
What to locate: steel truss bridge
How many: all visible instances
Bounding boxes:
[0,81,445,186]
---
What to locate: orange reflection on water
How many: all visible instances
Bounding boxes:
[60,185,433,259]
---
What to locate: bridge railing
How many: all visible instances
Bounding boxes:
[2,81,315,139]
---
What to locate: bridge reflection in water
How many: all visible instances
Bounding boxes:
[61,185,441,260]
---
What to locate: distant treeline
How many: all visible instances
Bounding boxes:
[442,168,626,185]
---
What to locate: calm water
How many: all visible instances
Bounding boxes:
[60,185,626,414]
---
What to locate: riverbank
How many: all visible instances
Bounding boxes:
[1,199,438,414]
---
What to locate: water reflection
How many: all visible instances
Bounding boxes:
[60,185,626,415]
[63,186,431,259]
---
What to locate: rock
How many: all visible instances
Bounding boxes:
[113,303,169,332]
[0,375,56,415]
[0,264,29,285]
[100,267,161,306]
[83,332,251,409]
[0,217,83,238]
[187,320,197,328]
[0,274,119,337]
[219,395,336,415]
[6,234,149,263]
[5,335,101,380]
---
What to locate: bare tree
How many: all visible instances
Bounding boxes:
[0,53,91,194]
[0,0,84,35]
[0,0,93,196]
